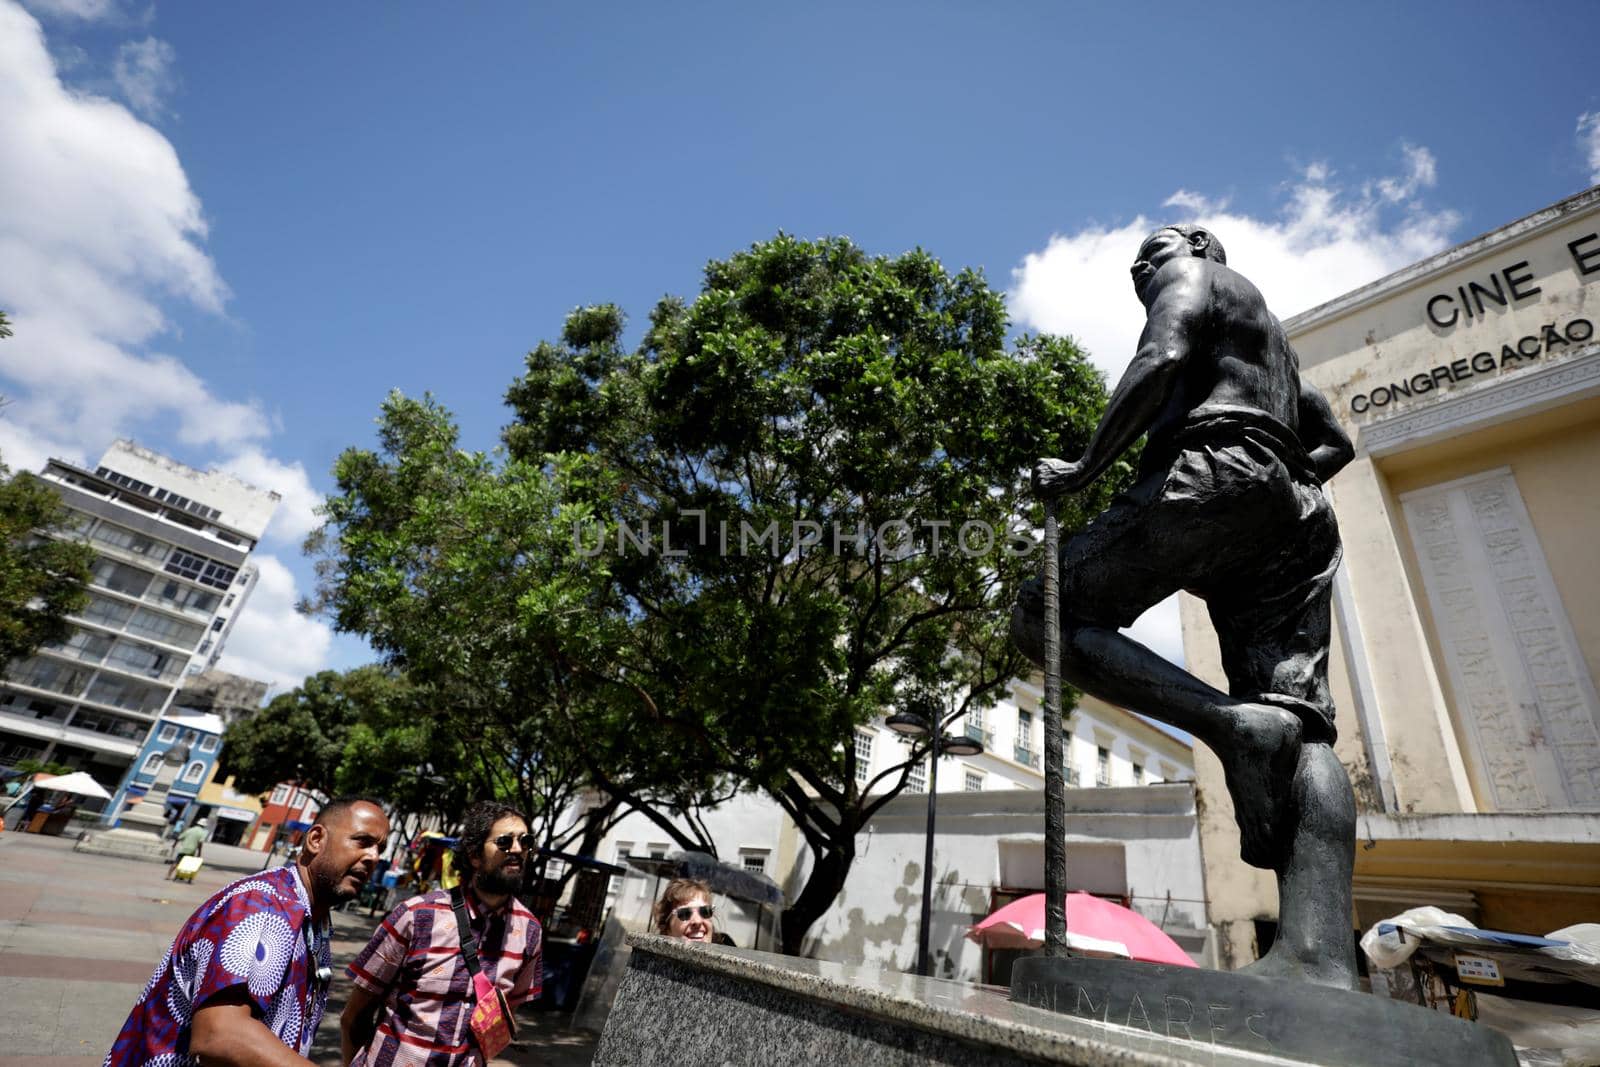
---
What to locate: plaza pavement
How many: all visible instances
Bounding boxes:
[0,829,596,1067]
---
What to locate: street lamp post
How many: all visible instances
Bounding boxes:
[887,708,985,978]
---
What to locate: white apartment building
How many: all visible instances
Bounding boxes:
[0,441,279,791]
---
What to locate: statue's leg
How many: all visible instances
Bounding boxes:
[1012,585,1301,868]
[1241,740,1358,989]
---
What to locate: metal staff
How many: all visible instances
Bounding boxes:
[1040,494,1068,956]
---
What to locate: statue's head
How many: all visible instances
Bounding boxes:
[1131,225,1226,301]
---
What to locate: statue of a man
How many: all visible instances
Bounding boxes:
[1012,225,1358,986]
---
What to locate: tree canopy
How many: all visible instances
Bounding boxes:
[310,235,1126,952]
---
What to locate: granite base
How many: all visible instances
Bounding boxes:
[595,935,1317,1066]
[1011,956,1516,1067]
[74,827,171,862]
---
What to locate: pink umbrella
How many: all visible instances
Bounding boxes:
[967,891,1197,967]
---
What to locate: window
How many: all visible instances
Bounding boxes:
[640,844,668,898]
[126,608,206,649]
[739,849,770,876]
[89,522,167,562]
[85,675,163,712]
[81,594,135,629]
[199,735,219,753]
[853,730,873,782]
[148,579,220,616]
[1132,763,1144,785]
[906,760,926,793]
[211,617,226,631]
[69,709,143,739]
[964,770,984,792]
[164,549,238,591]
[13,657,93,698]
[105,639,176,680]
[1096,746,1111,787]
[609,843,633,899]
[1014,709,1036,767]
[91,558,152,598]
[269,785,289,805]
[56,630,113,663]
[140,752,163,777]
[158,724,178,742]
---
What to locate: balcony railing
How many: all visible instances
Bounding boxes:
[1014,745,1039,769]
[1066,766,1081,786]
[1096,771,1112,787]
[965,723,993,748]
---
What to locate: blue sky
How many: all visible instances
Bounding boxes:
[2,0,1598,689]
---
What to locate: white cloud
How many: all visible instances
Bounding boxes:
[1009,153,1458,386]
[21,0,119,20]
[1010,149,1461,666]
[1579,112,1600,185]
[0,1,340,693]
[112,36,176,119]
[0,0,253,457]
[216,554,335,692]
[217,448,325,545]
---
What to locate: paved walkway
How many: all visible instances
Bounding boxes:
[0,830,597,1067]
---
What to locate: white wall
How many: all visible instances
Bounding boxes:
[803,784,1207,982]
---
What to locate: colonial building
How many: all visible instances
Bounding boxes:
[0,441,278,796]
[592,683,1197,964]
[1184,185,1600,969]
[105,705,225,826]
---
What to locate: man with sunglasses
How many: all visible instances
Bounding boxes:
[343,801,543,1066]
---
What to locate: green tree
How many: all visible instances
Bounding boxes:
[0,455,95,678]
[313,235,1126,954]
[306,394,723,861]
[501,236,1123,952]
[219,667,404,797]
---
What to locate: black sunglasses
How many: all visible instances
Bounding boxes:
[673,904,714,921]
[491,832,536,851]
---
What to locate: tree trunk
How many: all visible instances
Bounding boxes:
[779,840,854,956]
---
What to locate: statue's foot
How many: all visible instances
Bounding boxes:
[1009,577,1046,667]
[1241,940,1359,989]
[1218,703,1302,869]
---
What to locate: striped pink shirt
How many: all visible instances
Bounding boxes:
[348,886,542,1067]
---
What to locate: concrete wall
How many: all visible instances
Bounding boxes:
[804,785,1207,983]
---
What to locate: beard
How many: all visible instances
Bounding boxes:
[476,863,522,896]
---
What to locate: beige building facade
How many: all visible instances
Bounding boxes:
[1184,186,1600,969]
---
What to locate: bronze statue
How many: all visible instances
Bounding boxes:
[1013,224,1359,988]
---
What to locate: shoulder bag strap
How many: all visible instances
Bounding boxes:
[449,885,484,978]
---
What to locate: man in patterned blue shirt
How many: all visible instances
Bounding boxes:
[105,796,390,1067]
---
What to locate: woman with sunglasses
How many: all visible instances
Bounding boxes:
[655,878,717,943]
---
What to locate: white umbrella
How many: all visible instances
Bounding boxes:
[31,770,112,800]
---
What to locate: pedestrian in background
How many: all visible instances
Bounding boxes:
[165,817,208,880]
[105,796,390,1067]
[342,800,543,1066]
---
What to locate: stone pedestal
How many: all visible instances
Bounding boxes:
[74,762,179,863]
[596,935,1328,1066]
[1011,956,1515,1067]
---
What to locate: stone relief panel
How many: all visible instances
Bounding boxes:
[1401,469,1600,811]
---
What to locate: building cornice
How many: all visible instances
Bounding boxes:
[1285,184,1600,342]
[1357,344,1600,457]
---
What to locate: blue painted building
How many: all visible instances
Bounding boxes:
[106,706,226,826]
